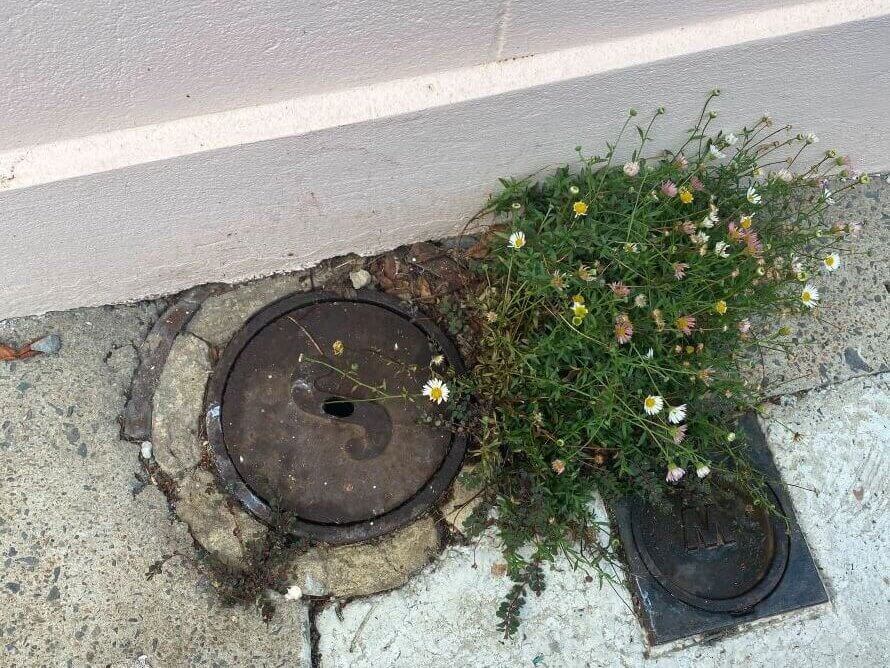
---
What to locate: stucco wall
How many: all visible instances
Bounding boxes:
[1,0,804,150]
[1,1,889,318]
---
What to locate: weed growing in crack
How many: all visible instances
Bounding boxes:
[456,91,863,635]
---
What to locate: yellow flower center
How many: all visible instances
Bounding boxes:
[802,291,812,301]
[645,397,656,409]
[740,216,753,229]
[825,256,835,266]
[429,387,443,401]
[715,300,727,315]
[679,188,693,204]
[573,201,589,216]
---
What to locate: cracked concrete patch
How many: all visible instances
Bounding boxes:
[441,466,482,535]
[151,332,212,477]
[187,272,312,347]
[289,516,440,598]
[175,468,268,569]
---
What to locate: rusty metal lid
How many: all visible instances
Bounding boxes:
[205,290,467,544]
[629,480,789,613]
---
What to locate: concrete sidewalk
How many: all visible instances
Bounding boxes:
[0,179,887,666]
[0,305,308,666]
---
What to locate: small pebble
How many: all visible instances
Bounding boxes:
[349,269,372,290]
[30,334,62,354]
[140,441,153,460]
[284,584,302,601]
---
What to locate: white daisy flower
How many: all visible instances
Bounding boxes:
[508,231,526,250]
[699,203,719,229]
[623,161,640,177]
[714,241,730,258]
[643,395,664,415]
[746,185,761,205]
[801,284,820,308]
[690,232,710,245]
[724,132,738,146]
[696,465,711,479]
[823,253,840,272]
[709,144,726,159]
[666,466,686,483]
[634,294,648,308]
[668,404,687,424]
[805,132,819,144]
[422,378,450,404]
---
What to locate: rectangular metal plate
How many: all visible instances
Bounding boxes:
[612,413,828,646]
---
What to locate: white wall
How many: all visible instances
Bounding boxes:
[1,1,889,319]
[1,0,802,150]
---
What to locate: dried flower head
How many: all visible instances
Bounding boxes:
[614,314,634,345]
[609,281,631,298]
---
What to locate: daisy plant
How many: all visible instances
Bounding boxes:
[459,90,863,636]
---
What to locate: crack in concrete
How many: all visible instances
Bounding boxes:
[308,600,325,668]
[765,368,889,400]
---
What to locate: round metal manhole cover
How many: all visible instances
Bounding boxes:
[205,291,467,544]
[630,480,789,613]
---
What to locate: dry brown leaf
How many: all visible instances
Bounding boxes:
[415,276,433,300]
[466,240,490,260]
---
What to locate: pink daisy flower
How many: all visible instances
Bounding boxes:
[676,315,696,336]
[671,426,688,445]
[690,175,705,192]
[674,153,689,170]
[661,180,678,198]
[673,263,689,280]
[666,465,686,482]
[727,222,743,242]
[744,231,763,256]
[614,314,634,345]
[609,281,631,298]
[680,220,696,235]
